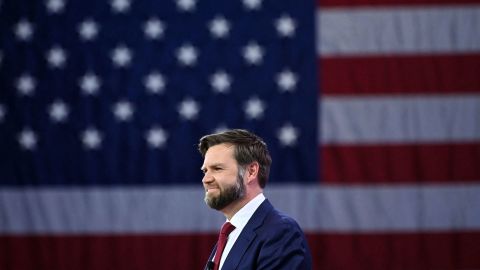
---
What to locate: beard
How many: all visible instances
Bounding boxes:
[204,167,246,210]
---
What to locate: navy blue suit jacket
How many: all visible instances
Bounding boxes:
[205,199,312,270]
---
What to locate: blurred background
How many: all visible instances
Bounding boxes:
[1,0,479,269]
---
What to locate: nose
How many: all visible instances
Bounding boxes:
[202,171,213,184]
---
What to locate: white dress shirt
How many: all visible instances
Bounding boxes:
[218,193,266,270]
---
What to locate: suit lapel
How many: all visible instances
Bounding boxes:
[222,200,273,270]
[204,243,217,270]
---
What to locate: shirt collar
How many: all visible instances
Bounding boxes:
[228,193,266,231]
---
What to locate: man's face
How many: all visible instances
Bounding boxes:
[201,143,245,210]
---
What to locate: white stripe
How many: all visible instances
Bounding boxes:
[0,187,224,234]
[317,6,480,55]
[1,184,479,233]
[269,183,480,232]
[320,95,480,144]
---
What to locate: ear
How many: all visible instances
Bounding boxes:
[246,162,260,184]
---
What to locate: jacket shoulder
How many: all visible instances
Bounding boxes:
[250,201,312,269]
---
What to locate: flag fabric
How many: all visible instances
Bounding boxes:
[1,0,479,269]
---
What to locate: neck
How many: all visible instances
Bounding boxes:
[221,189,262,220]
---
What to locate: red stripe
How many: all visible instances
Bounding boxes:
[308,231,480,270]
[318,0,480,7]
[321,143,480,183]
[319,54,480,95]
[1,232,479,270]
[0,234,217,270]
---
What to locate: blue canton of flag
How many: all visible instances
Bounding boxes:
[0,0,318,186]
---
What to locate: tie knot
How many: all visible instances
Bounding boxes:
[220,222,235,236]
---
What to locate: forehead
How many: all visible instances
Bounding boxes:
[203,143,236,164]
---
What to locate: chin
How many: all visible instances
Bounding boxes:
[204,193,218,204]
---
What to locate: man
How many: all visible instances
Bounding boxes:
[199,129,312,270]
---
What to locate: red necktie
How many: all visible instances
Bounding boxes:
[213,222,236,270]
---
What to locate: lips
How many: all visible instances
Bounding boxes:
[205,186,220,193]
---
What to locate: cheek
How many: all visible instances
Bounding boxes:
[217,172,237,185]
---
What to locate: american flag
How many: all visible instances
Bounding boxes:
[0,0,479,269]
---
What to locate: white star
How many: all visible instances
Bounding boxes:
[210,70,232,93]
[277,124,299,146]
[244,97,266,120]
[81,127,102,150]
[46,46,67,68]
[0,104,6,123]
[18,128,38,150]
[111,45,132,67]
[79,73,101,95]
[209,16,230,39]
[178,98,200,120]
[243,0,262,10]
[110,0,130,13]
[243,41,264,65]
[276,69,298,92]
[113,100,134,121]
[176,0,196,12]
[144,71,166,94]
[176,44,198,66]
[45,0,66,14]
[146,126,168,148]
[214,124,228,133]
[48,100,69,123]
[144,18,165,40]
[16,74,36,96]
[78,19,99,41]
[276,15,296,37]
[14,19,34,41]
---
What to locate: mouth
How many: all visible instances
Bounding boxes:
[205,187,220,193]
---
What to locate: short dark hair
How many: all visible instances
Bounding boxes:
[198,129,272,188]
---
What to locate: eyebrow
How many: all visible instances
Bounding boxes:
[200,163,225,171]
